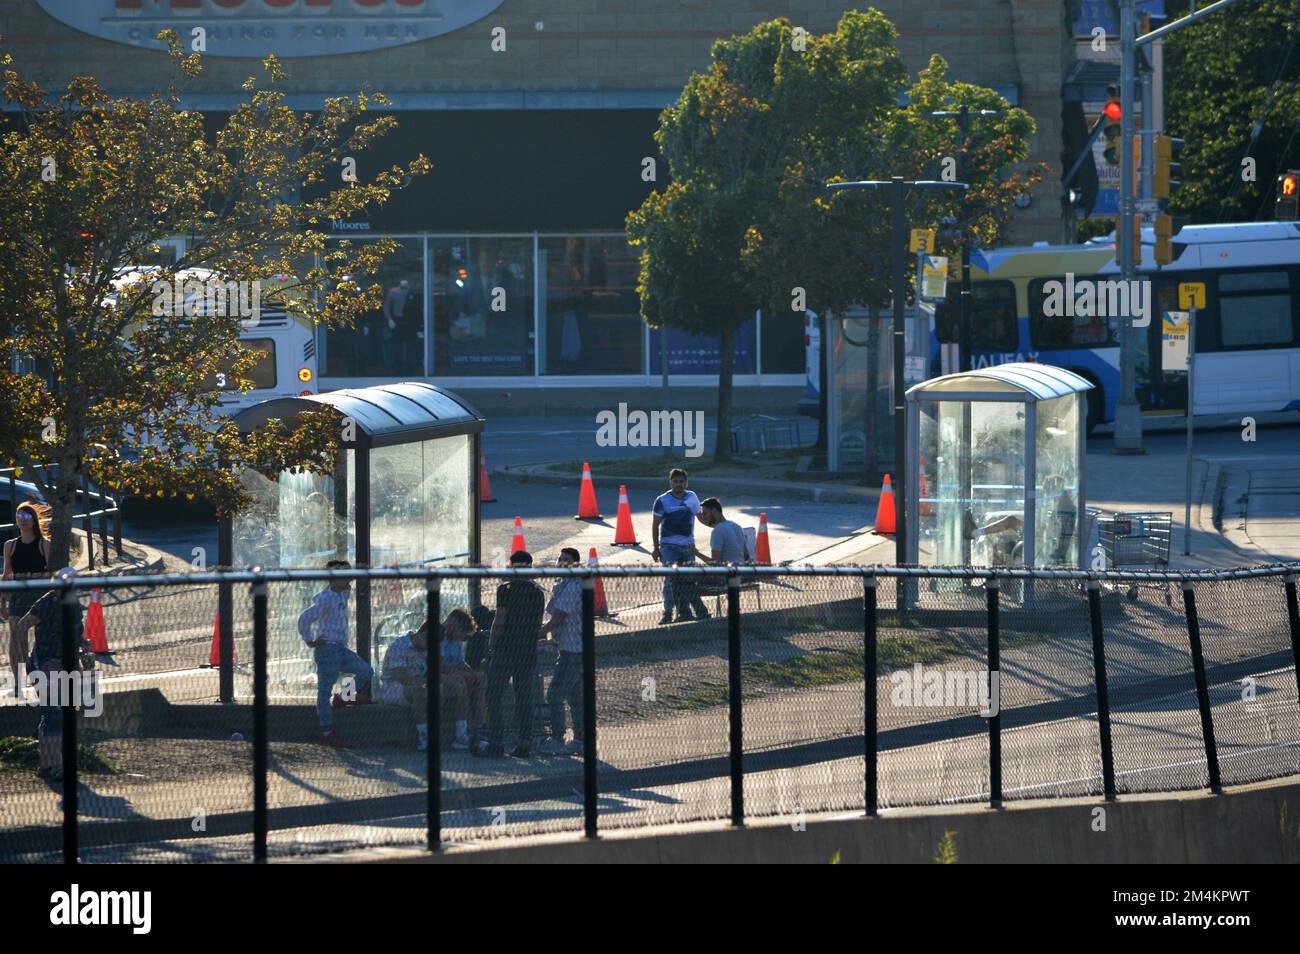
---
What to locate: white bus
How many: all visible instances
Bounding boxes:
[112,268,318,416]
[945,220,1300,430]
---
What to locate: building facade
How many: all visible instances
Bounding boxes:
[6,0,1080,412]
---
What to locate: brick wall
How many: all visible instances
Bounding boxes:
[5,0,1074,242]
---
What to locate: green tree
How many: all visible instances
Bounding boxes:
[0,34,430,568]
[1165,0,1300,222]
[628,11,1039,463]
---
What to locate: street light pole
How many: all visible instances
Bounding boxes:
[1114,0,1144,454]
[828,176,968,582]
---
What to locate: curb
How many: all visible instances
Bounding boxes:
[496,463,872,505]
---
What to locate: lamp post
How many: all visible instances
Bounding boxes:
[827,176,968,580]
[924,106,1004,372]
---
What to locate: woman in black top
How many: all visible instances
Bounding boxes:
[2,502,52,688]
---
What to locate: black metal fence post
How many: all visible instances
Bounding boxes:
[1285,574,1300,707]
[864,574,878,817]
[728,574,743,827]
[426,575,441,852]
[252,576,268,861]
[60,582,79,864]
[217,517,234,704]
[1087,580,1117,801]
[581,575,598,838]
[113,500,122,557]
[986,576,1002,807]
[81,475,94,571]
[1181,580,1222,793]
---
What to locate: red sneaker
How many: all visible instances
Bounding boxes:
[319,732,353,749]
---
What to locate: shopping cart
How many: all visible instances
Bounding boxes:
[1094,510,1174,604]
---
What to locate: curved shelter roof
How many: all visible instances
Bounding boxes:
[231,382,484,447]
[906,362,1093,403]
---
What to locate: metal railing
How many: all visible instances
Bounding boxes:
[2,561,1298,863]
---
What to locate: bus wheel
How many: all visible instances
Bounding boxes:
[1085,384,1104,436]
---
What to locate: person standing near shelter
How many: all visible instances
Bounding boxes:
[1,502,51,694]
[476,550,545,758]
[298,559,373,749]
[12,567,85,783]
[539,548,584,756]
[694,497,751,565]
[651,468,710,624]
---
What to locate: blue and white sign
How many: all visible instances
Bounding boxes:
[36,0,504,58]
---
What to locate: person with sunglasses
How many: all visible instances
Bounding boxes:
[1,502,51,695]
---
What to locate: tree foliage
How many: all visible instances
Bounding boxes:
[0,33,429,566]
[1165,0,1300,222]
[627,10,1040,460]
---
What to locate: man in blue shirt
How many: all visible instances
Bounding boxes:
[297,559,373,749]
[651,468,711,624]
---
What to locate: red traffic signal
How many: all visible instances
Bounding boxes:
[1103,101,1122,121]
[1276,170,1300,220]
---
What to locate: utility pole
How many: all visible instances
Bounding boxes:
[926,106,1004,372]
[1114,0,1247,453]
[827,176,968,585]
[1114,0,1142,454]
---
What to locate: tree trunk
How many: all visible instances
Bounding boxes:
[45,454,79,572]
[714,322,735,463]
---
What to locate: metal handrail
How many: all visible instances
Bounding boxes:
[0,561,1296,591]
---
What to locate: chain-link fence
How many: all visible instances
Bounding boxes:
[2,563,1298,862]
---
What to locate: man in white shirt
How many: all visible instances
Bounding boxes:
[297,560,372,749]
[538,548,584,755]
[695,497,751,564]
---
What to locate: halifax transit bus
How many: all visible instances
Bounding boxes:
[934,221,1300,434]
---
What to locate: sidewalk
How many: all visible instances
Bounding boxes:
[513,446,1300,570]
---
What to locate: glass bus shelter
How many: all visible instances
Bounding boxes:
[905,363,1091,572]
[216,382,484,699]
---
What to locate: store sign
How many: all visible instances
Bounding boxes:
[36,1,504,58]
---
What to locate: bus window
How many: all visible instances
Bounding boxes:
[939,281,1018,351]
[1028,278,1115,348]
[1214,270,1295,350]
[204,339,277,391]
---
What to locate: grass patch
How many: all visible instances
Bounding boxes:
[0,735,117,775]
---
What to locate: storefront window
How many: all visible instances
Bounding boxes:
[430,237,534,376]
[648,317,757,374]
[322,238,424,378]
[538,235,642,374]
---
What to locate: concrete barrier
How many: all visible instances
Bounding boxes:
[316,775,1300,864]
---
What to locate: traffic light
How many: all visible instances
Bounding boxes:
[1153,135,1183,198]
[1152,135,1185,265]
[1102,88,1123,166]
[1275,171,1300,220]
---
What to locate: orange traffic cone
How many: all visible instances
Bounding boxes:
[874,474,896,536]
[612,485,639,546]
[919,457,933,517]
[510,516,526,554]
[85,588,109,654]
[207,611,234,667]
[480,450,496,503]
[574,461,602,519]
[755,512,772,565]
[589,547,614,617]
